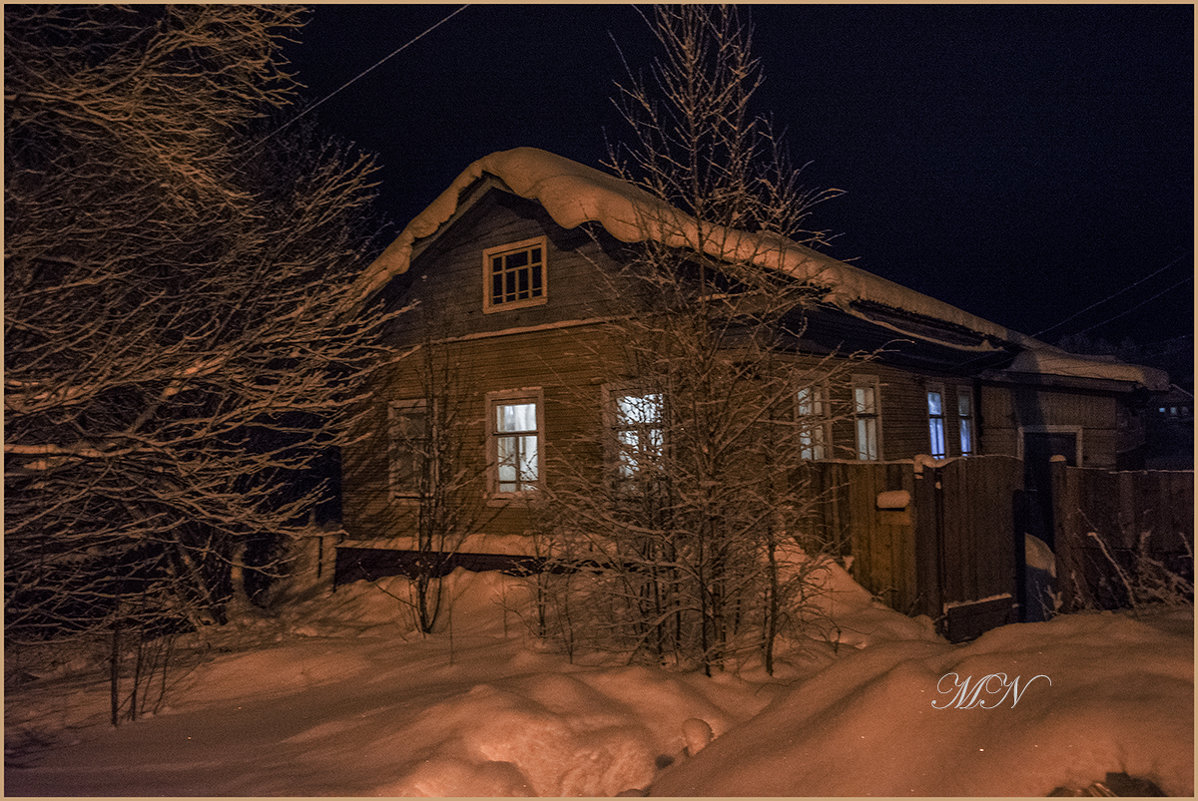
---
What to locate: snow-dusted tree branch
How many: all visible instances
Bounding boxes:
[540,6,864,675]
[359,320,499,634]
[4,6,394,655]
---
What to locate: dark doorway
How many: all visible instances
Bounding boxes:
[1021,431,1077,547]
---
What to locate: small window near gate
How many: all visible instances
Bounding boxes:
[927,385,946,459]
[958,389,974,456]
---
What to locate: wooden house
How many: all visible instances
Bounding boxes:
[337,147,1168,586]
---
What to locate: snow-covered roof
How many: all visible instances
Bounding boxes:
[357,147,1167,390]
[1005,349,1168,390]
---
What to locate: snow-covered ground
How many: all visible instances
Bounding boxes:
[5,562,1192,796]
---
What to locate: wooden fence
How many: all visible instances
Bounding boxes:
[805,455,1024,641]
[1052,462,1194,611]
[335,456,1189,636]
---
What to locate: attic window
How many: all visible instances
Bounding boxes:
[483,237,547,312]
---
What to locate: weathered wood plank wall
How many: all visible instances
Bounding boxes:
[1053,462,1194,610]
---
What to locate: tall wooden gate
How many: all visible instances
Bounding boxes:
[808,456,1024,642]
[914,456,1023,640]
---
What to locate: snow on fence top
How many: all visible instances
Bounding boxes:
[355,147,1167,390]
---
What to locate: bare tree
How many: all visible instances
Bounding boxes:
[4,5,392,718]
[540,6,863,675]
[363,324,499,634]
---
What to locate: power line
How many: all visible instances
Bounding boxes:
[932,251,1191,379]
[1068,273,1193,339]
[242,5,470,158]
[1029,250,1191,339]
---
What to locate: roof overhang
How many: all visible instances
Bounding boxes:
[357,147,1169,391]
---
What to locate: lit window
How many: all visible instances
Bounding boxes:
[797,385,830,460]
[483,237,547,311]
[489,392,541,493]
[927,386,946,459]
[612,391,664,480]
[389,400,428,497]
[853,376,881,461]
[958,389,974,456]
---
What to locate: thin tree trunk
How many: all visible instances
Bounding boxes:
[109,623,121,727]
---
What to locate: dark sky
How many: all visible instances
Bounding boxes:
[283,4,1193,355]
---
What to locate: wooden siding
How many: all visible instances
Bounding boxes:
[343,324,616,544]
[386,190,626,344]
[979,383,1119,468]
[345,187,1131,554]
[827,363,978,461]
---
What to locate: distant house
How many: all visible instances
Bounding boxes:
[1143,384,1194,470]
[338,147,1168,580]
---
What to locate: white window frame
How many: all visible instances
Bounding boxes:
[388,399,429,499]
[852,374,882,461]
[486,388,544,496]
[603,385,665,485]
[957,388,975,456]
[482,236,548,313]
[797,383,832,460]
[1017,424,1083,466]
[926,383,947,459]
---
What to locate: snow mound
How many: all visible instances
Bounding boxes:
[651,608,1194,797]
[7,567,1189,798]
[373,662,771,797]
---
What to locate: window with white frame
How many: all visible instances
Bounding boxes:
[958,389,974,455]
[389,399,429,497]
[797,384,831,460]
[483,237,547,312]
[489,391,541,494]
[927,384,947,459]
[610,390,664,481]
[853,376,881,461]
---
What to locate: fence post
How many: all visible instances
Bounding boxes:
[1050,456,1082,612]
[911,462,942,624]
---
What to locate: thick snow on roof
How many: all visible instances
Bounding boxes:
[1007,348,1168,391]
[359,147,1166,389]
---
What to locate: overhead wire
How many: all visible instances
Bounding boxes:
[932,249,1192,377]
[241,5,470,158]
[1066,273,1193,339]
[1028,250,1191,339]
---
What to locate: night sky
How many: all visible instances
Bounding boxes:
[283,4,1193,358]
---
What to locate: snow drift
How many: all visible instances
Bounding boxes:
[5,566,1191,797]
